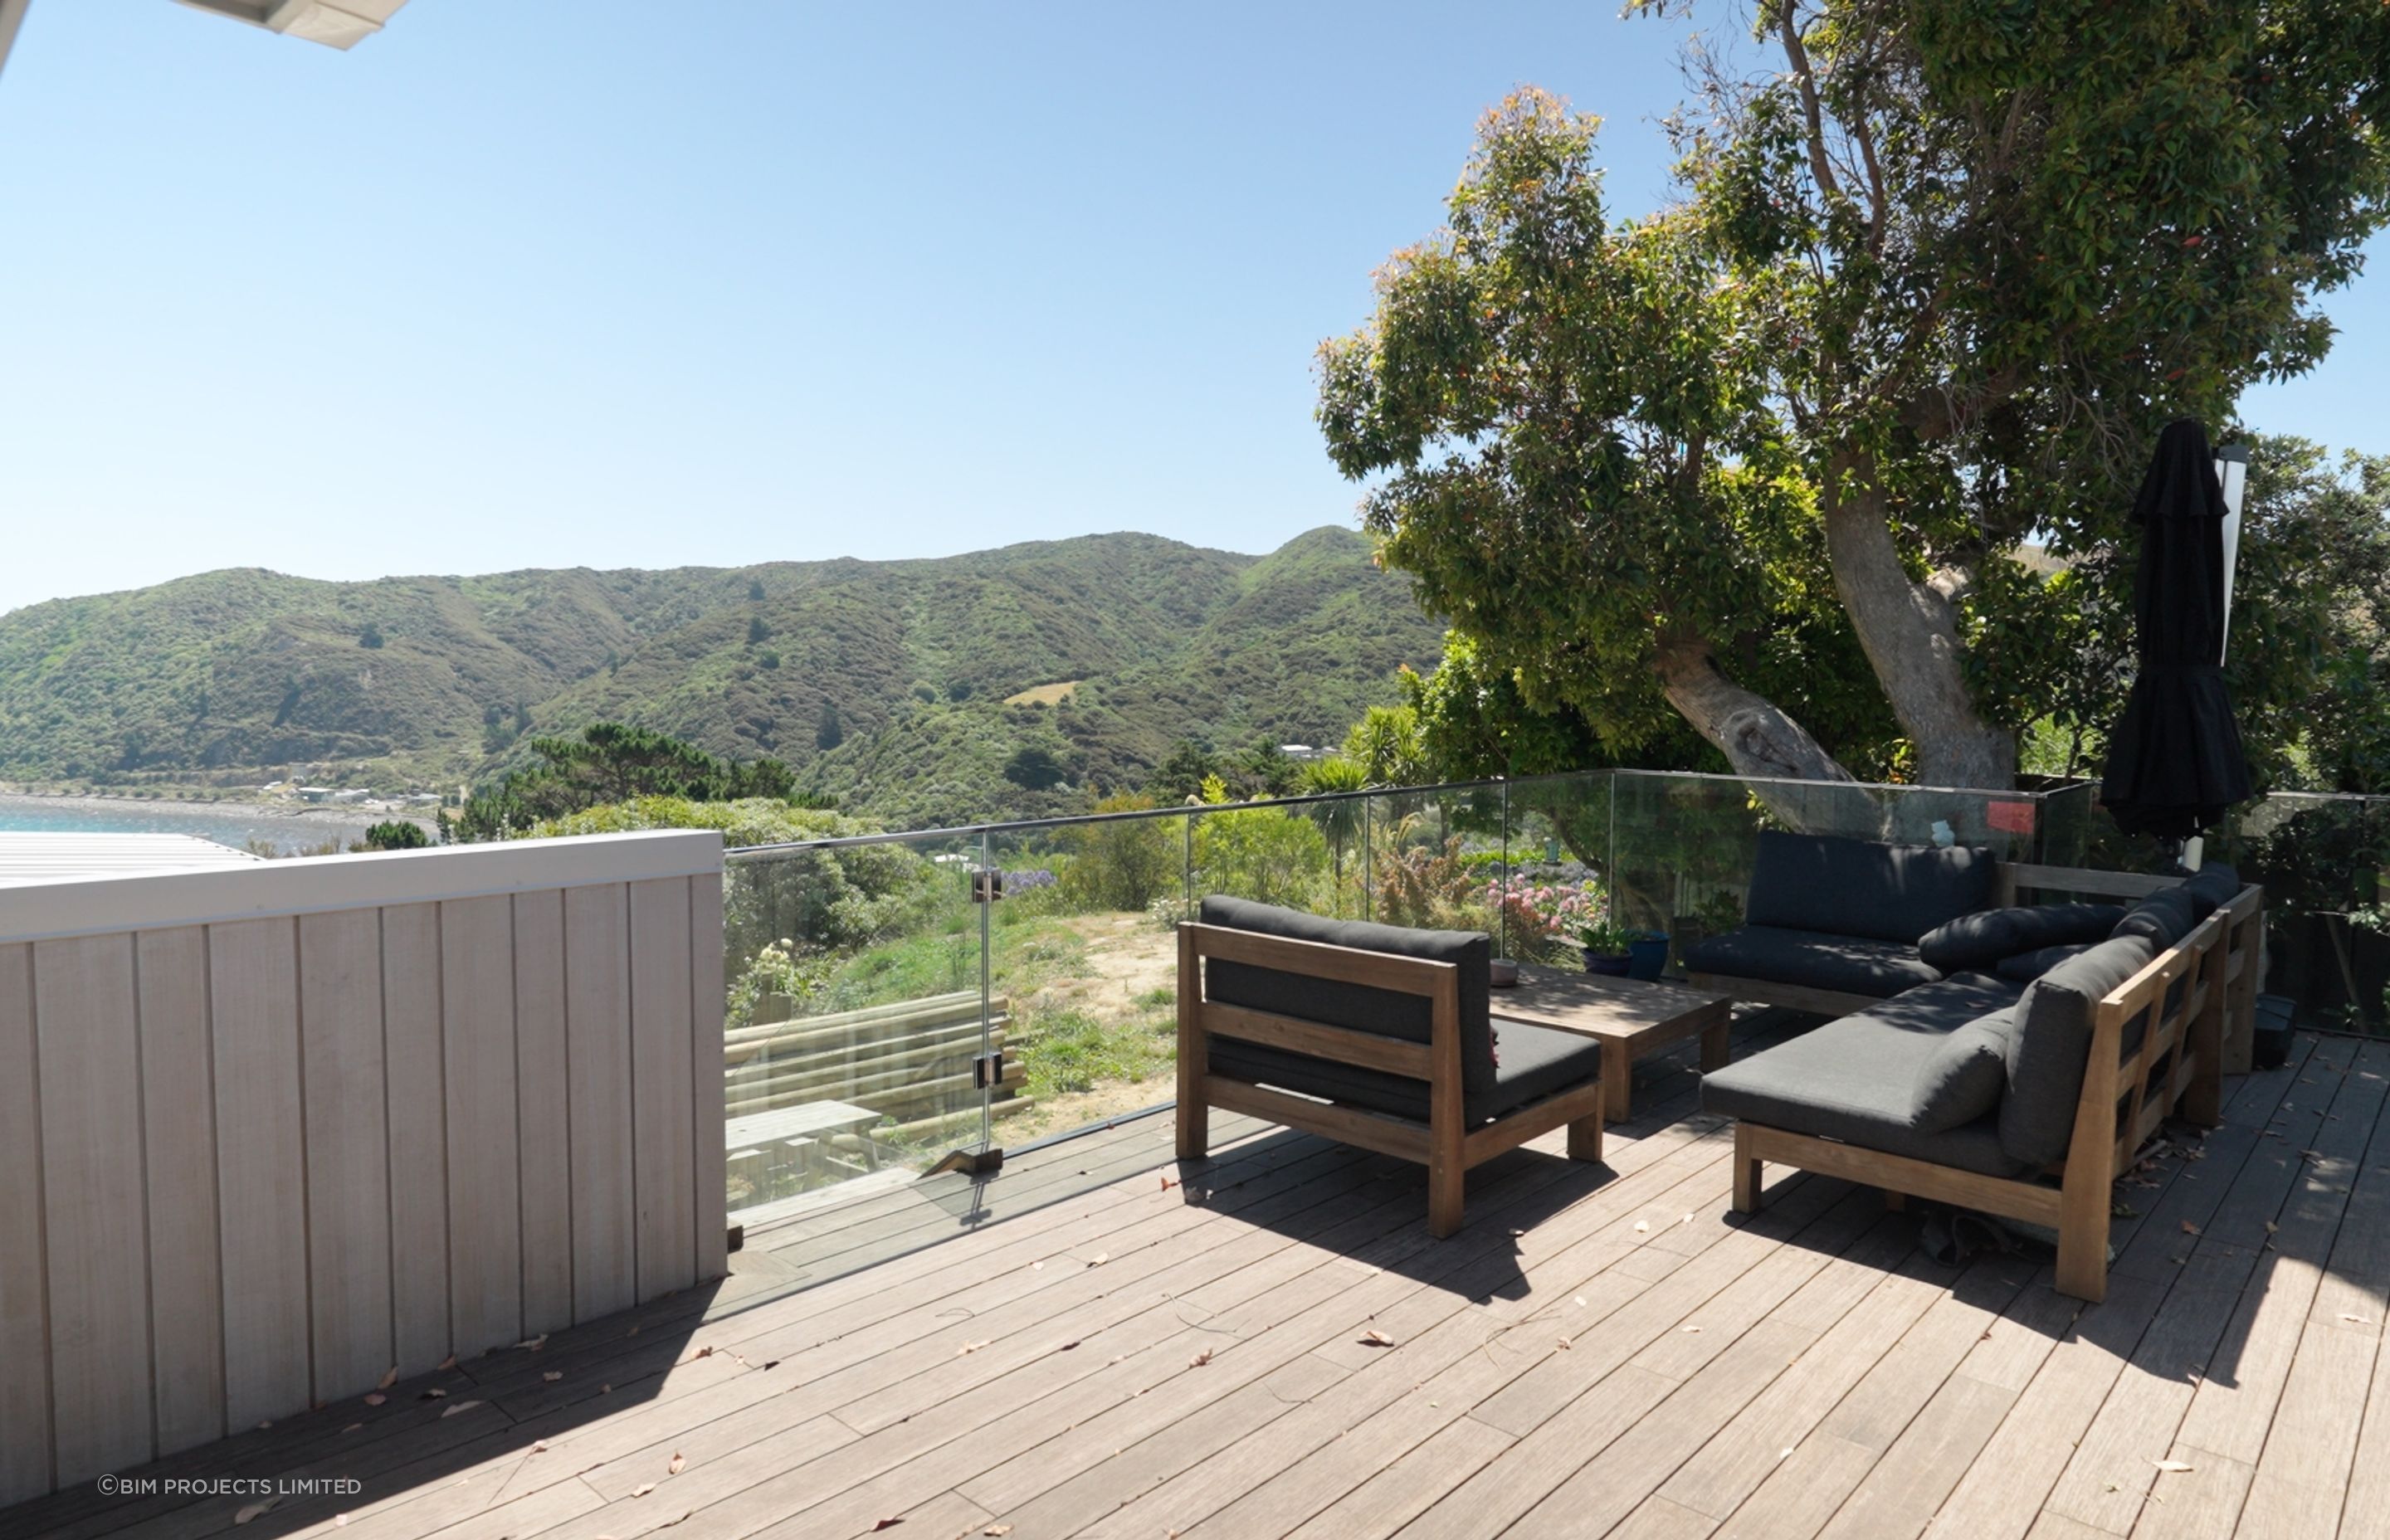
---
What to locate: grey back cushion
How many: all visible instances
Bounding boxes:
[1197,895,1495,1100]
[1995,933,2157,1167]
[1744,832,1997,945]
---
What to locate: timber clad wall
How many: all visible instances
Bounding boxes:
[0,832,728,1506]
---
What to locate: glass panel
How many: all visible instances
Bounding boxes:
[720,830,988,1221]
[1603,771,2047,976]
[2217,792,2390,1032]
[1499,772,1614,967]
[980,811,1187,1146]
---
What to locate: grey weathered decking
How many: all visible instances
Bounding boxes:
[7,1016,2389,1540]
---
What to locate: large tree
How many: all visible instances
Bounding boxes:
[1319,2,2390,788]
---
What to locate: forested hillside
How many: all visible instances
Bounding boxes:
[0,528,1442,824]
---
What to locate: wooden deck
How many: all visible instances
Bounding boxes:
[8,1016,2390,1540]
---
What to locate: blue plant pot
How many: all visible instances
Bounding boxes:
[1583,948,1632,977]
[1627,934,1671,982]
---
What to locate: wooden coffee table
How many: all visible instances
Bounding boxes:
[1491,966,1733,1120]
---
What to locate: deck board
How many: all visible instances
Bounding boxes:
[12,1021,2390,1540]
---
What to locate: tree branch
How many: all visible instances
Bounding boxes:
[1652,631,1856,784]
[1777,1,1844,204]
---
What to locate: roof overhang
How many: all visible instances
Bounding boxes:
[172,0,408,50]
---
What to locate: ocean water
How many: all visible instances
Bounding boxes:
[0,796,401,856]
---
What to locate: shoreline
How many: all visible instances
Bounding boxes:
[0,790,435,828]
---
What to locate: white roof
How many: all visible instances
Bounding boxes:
[0,832,264,885]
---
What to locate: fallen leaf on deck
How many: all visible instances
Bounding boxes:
[517,1333,549,1351]
[601,1382,613,1394]
[1359,1330,1395,1348]
[631,1483,657,1498]
[2179,1221,2202,1235]
[1557,1338,1573,1350]
[1633,1221,1650,1233]
[441,1400,483,1418]
[377,1366,398,1391]
[341,1423,363,1434]
[668,1451,685,1475]
[2344,1314,2373,1324]
[541,1370,563,1382]
[1573,1296,1588,1308]
[1087,1253,1110,1267]
[986,1527,1014,1537]
[530,1439,550,1453]
[437,1354,457,1371]
[1058,1341,1080,1352]
[234,1496,281,1524]
[1680,1324,1702,1333]
[2265,1221,2280,1234]
[1680,1213,1694,1225]
[958,1341,989,1356]
[363,1393,385,1406]
[2152,1459,2196,1473]
[1190,1349,1214,1366]
[421,1388,447,1400]
[691,1346,715,1360]
[871,1520,903,1532]
[1160,1176,1178,1191]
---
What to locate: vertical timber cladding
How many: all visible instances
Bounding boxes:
[0,831,727,1506]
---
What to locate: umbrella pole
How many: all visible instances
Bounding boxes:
[2182,443,2251,875]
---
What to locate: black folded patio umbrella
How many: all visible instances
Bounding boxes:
[2099,419,2253,844]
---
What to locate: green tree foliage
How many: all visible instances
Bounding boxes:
[1296,753,1369,892]
[358,622,383,650]
[1344,703,1429,787]
[359,819,427,850]
[1149,740,1221,803]
[1057,792,1180,912]
[1192,776,1331,909]
[446,722,810,841]
[748,615,771,645]
[1320,7,2390,790]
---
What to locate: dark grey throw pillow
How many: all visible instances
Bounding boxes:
[2183,863,2241,919]
[1994,943,2093,982]
[1913,1015,2012,1133]
[1918,903,2128,972]
[2113,886,2199,948]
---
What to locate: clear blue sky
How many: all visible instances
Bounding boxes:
[0,2,2379,617]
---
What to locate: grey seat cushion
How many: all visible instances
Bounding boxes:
[1919,903,2127,973]
[1684,924,1944,999]
[1700,973,2030,1177]
[1744,831,1998,945]
[1207,1017,1603,1126]
[1199,894,1495,1103]
[1992,934,2158,1167]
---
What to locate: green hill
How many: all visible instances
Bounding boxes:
[0,528,1443,826]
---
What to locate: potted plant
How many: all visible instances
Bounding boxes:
[1626,931,1672,982]
[1574,913,1640,977]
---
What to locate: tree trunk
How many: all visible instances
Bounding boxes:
[1653,636,1856,784]
[1819,474,2017,789]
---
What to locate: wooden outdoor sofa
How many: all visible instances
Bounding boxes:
[1702,861,2263,1302]
[1175,895,1609,1236]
